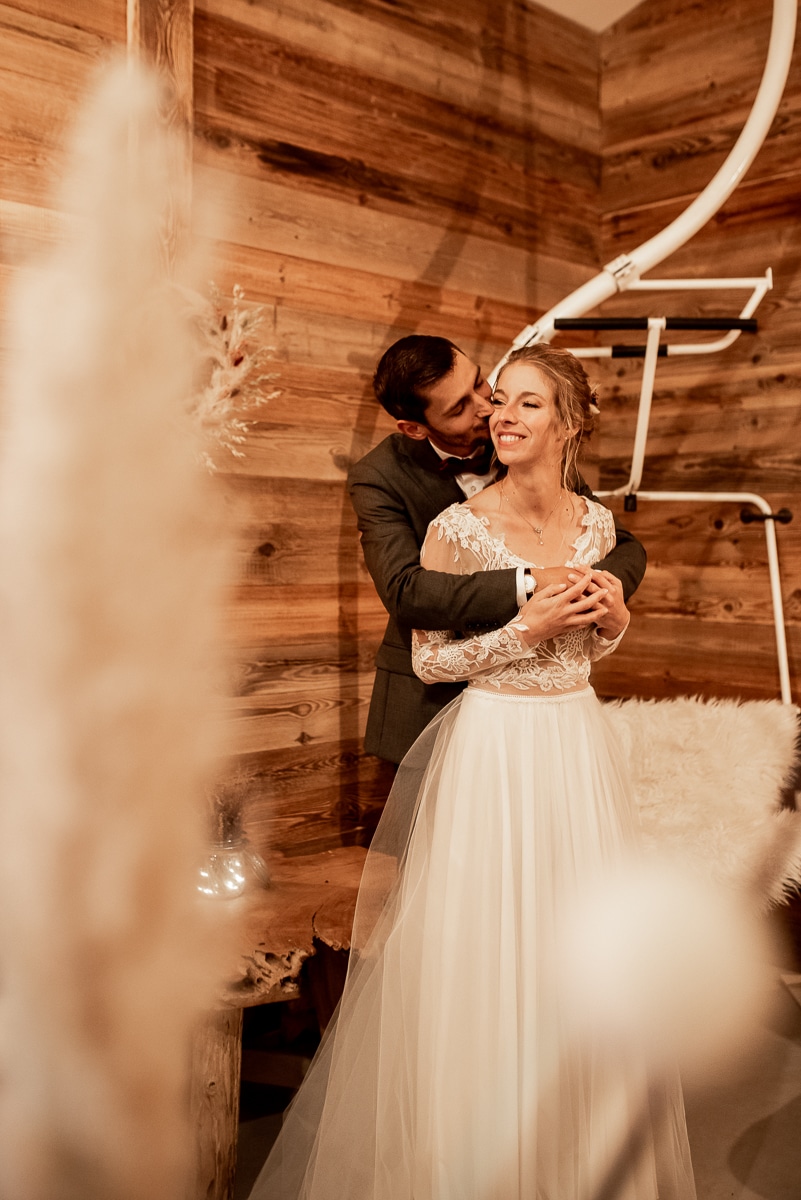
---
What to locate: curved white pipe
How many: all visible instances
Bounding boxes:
[624,0,795,281]
[491,0,796,376]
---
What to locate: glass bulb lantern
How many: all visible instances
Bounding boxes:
[197,837,270,899]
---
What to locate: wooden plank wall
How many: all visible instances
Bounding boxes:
[590,0,801,704]
[192,0,602,858]
[0,3,126,298]
[0,0,600,863]
[6,0,796,870]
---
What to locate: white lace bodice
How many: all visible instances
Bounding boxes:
[412,498,626,693]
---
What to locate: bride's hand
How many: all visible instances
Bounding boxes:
[574,569,630,640]
[512,571,609,647]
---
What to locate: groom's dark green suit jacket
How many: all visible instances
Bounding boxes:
[348,433,646,765]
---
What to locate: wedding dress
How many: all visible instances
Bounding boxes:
[249,497,696,1200]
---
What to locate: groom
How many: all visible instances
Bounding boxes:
[348,334,646,764]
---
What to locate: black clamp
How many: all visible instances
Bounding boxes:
[740,507,793,525]
[623,493,638,512]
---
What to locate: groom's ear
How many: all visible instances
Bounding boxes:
[396,419,429,441]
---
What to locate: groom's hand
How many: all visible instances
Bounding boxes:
[514,572,609,646]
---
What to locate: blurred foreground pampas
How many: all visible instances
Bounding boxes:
[0,63,235,1200]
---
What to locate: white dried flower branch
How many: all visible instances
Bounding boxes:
[182,282,281,470]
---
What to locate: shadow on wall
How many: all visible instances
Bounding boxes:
[335,0,542,832]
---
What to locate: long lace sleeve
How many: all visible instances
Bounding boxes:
[412,623,530,683]
[587,622,629,662]
[411,507,532,684]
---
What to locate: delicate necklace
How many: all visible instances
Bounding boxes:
[501,479,563,546]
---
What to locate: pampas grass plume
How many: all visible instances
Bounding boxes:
[0,62,234,1200]
[561,855,775,1084]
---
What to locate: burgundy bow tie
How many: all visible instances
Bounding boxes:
[434,445,494,478]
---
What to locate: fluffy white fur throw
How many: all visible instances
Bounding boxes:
[603,696,801,909]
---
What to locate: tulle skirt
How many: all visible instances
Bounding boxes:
[249,686,696,1200]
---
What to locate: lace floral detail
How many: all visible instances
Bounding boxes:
[567,502,615,570]
[425,500,616,572]
[413,498,624,692]
[412,625,529,684]
[424,504,511,572]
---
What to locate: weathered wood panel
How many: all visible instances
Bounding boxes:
[205,242,534,346]
[198,0,600,146]
[601,1,801,201]
[128,0,194,269]
[190,1006,243,1200]
[0,2,124,292]
[191,12,598,258]
[0,4,123,219]
[194,0,602,860]
[0,0,601,871]
[592,614,801,703]
[595,0,801,705]
[6,0,797,864]
[195,162,593,312]
[239,738,394,860]
[3,0,122,38]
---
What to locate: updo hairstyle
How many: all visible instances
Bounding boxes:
[496,343,599,488]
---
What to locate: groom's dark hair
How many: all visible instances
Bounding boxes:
[373,335,460,423]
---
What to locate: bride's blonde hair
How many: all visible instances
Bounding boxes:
[496,344,598,489]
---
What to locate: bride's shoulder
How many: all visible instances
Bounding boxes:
[580,496,615,532]
[429,501,487,540]
[570,494,616,557]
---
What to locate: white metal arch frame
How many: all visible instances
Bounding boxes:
[492,0,797,703]
[492,0,797,364]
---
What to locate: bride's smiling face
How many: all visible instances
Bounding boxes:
[489,362,566,468]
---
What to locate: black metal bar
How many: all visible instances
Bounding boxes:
[665,317,757,331]
[740,507,793,525]
[554,317,758,332]
[610,346,669,358]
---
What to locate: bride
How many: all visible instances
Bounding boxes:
[249,343,696,1199]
